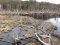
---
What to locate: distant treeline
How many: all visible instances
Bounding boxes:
[0,0,60,11]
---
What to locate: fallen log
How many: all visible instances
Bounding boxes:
[35,33,52,45]
[52,34,60,38]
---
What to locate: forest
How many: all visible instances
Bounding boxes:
[0,0,60,11]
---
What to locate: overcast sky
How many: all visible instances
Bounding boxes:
[22,0,60,4]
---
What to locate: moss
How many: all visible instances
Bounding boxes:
[26,39,39,45]
[58,38,60,42]
[26,42,37,45]
[58,38,60,40]
[33,39,38,43]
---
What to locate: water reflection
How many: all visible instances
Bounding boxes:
[46,18,60,36]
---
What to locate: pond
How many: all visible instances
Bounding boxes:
[45,18,60,36]
[0,24,35,45]
[0,15,60,45]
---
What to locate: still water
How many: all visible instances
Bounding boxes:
[0,16,60,45]
[46,18,60,36]
[0,24,34,45]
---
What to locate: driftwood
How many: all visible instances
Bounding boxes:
[12,31,23,45]
[37,22,55,35]
[34,21,55,45]
[35,33,53,45]
[12,17,55,45]
[52,34,60,38]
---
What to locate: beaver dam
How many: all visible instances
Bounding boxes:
[0,15,60,45]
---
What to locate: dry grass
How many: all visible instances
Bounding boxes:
[23,32,33,38]
[0,36,4,39]
[0,15,20,33]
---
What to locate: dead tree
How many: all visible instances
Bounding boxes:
[34,22,55,45]
[12,31,24,45]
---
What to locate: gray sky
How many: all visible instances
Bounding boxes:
[22,0,60,4]
[37,0,60,4]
